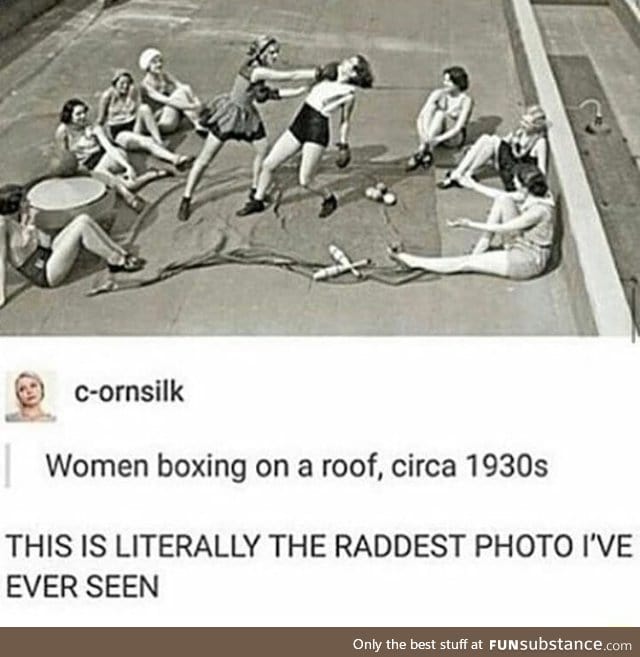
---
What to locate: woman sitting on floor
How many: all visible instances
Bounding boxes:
[55,97,169,212]
[438,105,549,192]
[0,183,144,308]
[406,65,473,172]
[389,163,556,280]
[138,47,203,134]
[97,69,194,171]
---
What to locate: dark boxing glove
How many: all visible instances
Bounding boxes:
[315,61,339,83]
[254,84,270,103]
[336,142,351,169]
[254,84,281,103]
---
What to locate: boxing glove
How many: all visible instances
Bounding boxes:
[315,61,339,83]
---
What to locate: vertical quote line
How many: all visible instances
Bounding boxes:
[4,443,11,488]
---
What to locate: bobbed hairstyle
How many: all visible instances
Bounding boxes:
[111,69,134,86]
[443,65,469,92]
[0,184,25,216]
[514,163,549,197]
[15,371,46,401]
[59,98,89,124]
[348,54,374,89]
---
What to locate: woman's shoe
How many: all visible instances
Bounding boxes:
[108,254,146,274]
[436,173,462,190]
[236,198,266,217]
[405,153,423,172]
[319,194,338,218]
[175,155,195,172]
[128,195,146,213]
[405,148,432,172]
[177,196,191,222]
[386,246,411,270]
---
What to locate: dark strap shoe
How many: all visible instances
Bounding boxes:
[236,198,266,217]
[108,254,146,274]
[436,174,462,190]
[319,193,338,218]
[177,197,191,222]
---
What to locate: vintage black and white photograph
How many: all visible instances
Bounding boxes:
[0,0,637,335]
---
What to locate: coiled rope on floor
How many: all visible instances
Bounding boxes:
[87,244,433,296]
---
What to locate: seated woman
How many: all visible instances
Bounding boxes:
[237,54,374,218]
[55,98,169,212]
[438,105,549,191]
[5,372,55,423]
[97,69,194,170]
[0,183,144,309]
[406,66,473,171]
[138,48,203,134]
[389,164,555,280]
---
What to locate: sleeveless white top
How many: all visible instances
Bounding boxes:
[305,81,355,117]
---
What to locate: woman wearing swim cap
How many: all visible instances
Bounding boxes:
[97,69,194,171]
[138,48,203,134]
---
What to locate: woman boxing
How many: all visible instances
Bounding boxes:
[55,98,169,212]
[389,164,555,280]
[0,183,145,308]
[406,66,473,171]
[177,35,320,222]
[438,105,549,191]
[236,54,374,219]
[97,69,194,170]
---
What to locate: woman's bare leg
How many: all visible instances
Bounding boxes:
[46,213,128,285]
[183,133,224,199]
[90,167,138,208]
[417,109,446,149]
[254,131,302,201]
[251,138,269,190]
[299,142,330,198]
[471,194,519,254]
[391,249,511,277]
[96,152,168,190]
[134,103,163,145]
[115,132,184,166]
[157,87,200,133]
[449,134,501,179]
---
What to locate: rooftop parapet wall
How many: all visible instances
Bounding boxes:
[610,0,640,49]
[503,0,633,336]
